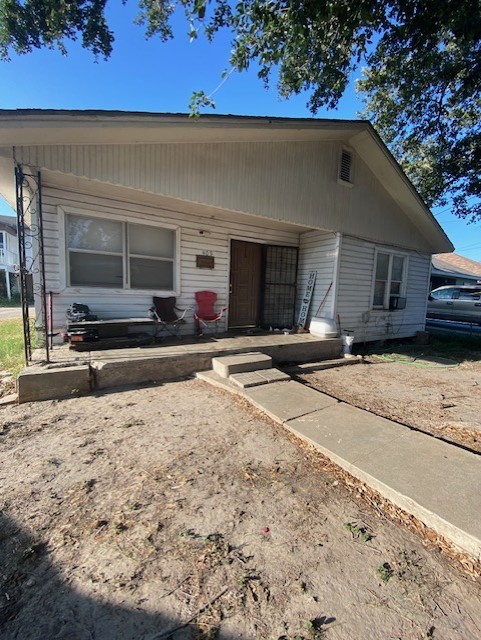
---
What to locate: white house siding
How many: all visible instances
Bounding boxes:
[0,228,18,270]
[15,141,433,252]
[297,230,338,325]
[40,182,300,335]
[336,235,431,342]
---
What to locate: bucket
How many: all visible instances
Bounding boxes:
[309,316,338,338]
[341,333,354,355]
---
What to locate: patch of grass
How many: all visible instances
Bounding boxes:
[236,568,258,587]
[429,334,481,361]
[18,543,42,564]
[291,616,335,639]
[0,317,36,377]
[83,479,96,493]
[361,333,481,366]
[344,521,372,542]
[117,418,145,429]
[0,295,21,307]
[377,562,394,583]
[305,619,324,639]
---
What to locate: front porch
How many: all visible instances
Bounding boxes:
[18,331,342,403]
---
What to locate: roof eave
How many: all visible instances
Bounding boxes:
[0,109,454,254]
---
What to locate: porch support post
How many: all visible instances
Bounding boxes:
[5,268,11,300]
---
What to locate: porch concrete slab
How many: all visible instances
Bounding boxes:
[45,334,342,367]
[230,368,290,389]
[92,352,214,389]
[212,352,272,378]
[286,403,481,559]
[244,380,338,423]
[17,365,91,403]
[27,334,342,399]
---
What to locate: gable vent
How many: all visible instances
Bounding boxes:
[339,149,353,183]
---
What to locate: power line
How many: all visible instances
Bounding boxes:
[433,195,479,218]
[456,242,481,252]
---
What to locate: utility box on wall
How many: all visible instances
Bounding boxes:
[389,296,406,310]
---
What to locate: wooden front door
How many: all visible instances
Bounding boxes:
[229,240,262,327]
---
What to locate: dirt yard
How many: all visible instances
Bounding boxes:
[296,350,481,453]
[1,378,481,640]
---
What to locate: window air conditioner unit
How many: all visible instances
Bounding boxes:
[389,296,406,310]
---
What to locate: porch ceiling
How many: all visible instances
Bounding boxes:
[40,169,322,235]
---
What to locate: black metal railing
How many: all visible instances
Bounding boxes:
[15,165,49,364]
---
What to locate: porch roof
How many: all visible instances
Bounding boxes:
[0,110,453,253]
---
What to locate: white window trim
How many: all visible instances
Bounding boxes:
[59,206,180,295]
[371,248,409,310]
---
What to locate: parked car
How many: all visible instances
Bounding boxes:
[427,285,481,324]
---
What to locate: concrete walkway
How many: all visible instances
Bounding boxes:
[0,306,21,320]
[198,370,481,561]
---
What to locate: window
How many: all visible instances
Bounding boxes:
[458,288,481,300]
[430,288,456,300]
[66,214,176,290]
[373,251,407,309]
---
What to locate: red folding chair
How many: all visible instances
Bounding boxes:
[194,291,228,336]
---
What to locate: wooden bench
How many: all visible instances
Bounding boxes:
[67,317,159,350]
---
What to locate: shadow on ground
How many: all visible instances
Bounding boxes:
[0,512,243,640]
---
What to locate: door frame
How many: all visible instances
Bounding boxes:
[227,234,299,329]
[228,238,263,328]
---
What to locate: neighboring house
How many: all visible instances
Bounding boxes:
[431,253,481,290]
[0,110,453,343]
[0,214,18,300]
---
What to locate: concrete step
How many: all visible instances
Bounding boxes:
[284,356,362,374]
[212,351,272,378]
[230,367,290,389]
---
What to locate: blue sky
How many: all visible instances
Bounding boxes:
[0,3,479,261]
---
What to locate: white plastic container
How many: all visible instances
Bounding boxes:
[309,316,338,338]
[341,333,355,355]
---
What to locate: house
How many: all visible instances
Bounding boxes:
[0,213,19,300]
[431,253,481,290]
[0,110,453,343]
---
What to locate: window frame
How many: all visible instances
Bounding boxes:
[371,249,408,310]
[62,208,179,294]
